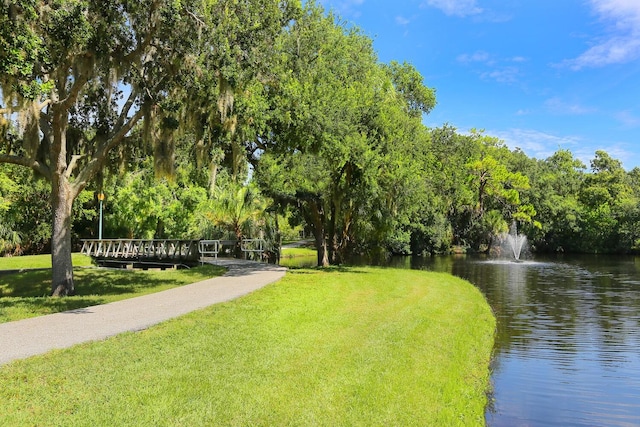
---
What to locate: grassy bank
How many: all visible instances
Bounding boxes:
[0,267,495,426]
[0,254,225,323]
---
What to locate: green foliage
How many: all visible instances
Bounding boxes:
[0,224,21,255]
[0,0,43,98]
[102,158,208,239]
[0,167,20,254]
[507,147,640,254]
[3,0,640,274]
[0,0,209,294]
[523,149,585,252]
[414,127,638,255]
[178,0,301,181]
[0,164,96,254]
[424,128,535,251]
[384,60,437,117]
[573,150,635,252]
[253,2,438,264]
[206,182,267,240]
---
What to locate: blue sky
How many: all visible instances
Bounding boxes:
[317,0,640,170]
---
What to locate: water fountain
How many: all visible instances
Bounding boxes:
[502,222,527,261]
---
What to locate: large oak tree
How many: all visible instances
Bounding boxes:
[254,2,436,266]
[0,0,202,295]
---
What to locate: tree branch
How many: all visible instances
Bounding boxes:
[58,54,93,110]
[122,0,162,63]
[65,154,85,179]
[39,112,53,145]
[38,99,52,110]
[72,107,146,194]
[0,154,51,179]
[115,86,139,130]
[59,72,90,111]
[184,8,206,27]
[108,107,146,153]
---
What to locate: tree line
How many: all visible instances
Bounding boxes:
[1,0,639,295]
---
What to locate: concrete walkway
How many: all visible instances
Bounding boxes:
[0,259,286,366]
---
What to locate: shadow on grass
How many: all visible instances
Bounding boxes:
[73,269,178,296]
[0,269,53,297]
[0,265,224,298]
[0,264,225,323]
[0,268,153,297]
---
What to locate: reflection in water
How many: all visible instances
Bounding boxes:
[411,254,640,427]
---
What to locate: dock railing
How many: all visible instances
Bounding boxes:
[80,239,199,263]
[81,238,269,266]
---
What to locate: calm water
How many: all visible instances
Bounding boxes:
[394,254,640,427]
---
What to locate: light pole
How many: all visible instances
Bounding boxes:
[97,192,105,240]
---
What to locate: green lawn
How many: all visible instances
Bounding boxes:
[0,253,94,270]
[0,267,495,426]
[0,254,225,323]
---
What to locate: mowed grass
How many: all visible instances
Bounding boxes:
[0,254,225,323]
[0,267,495,426]
[0,253,94,270]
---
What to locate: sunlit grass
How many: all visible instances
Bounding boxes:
[0,267,495,426]
[0,253,94,270]
[0,258,225,323]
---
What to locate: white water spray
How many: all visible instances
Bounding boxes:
[504,222,527,260]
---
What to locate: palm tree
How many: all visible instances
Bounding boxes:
[208,184,266,257]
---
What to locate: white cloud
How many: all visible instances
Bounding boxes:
[614,110,640,127]
[457,51,522,83]
[485,127,639,169]
[564,0,640,69]
[489,128,585,162]
[568,37,640,69]
[422,0,482,17]
[396,16,411,26]
[590,0,640,28]
[481,66,520,83]
[544,97,596,115]
[457,50,491,63]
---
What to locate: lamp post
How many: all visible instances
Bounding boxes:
[97,192,105,240]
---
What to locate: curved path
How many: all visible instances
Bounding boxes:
[0,260,286,366]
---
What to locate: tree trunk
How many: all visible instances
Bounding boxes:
[49,97,77,296]
[51,175,75,296]
[329,218,343,264]
[234,226,244,259]
[329,202,337,264]
[306,199,329,267]
[315,231,329,267]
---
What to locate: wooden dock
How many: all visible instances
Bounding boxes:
[80,238,269,268]
[80,239,199,268]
